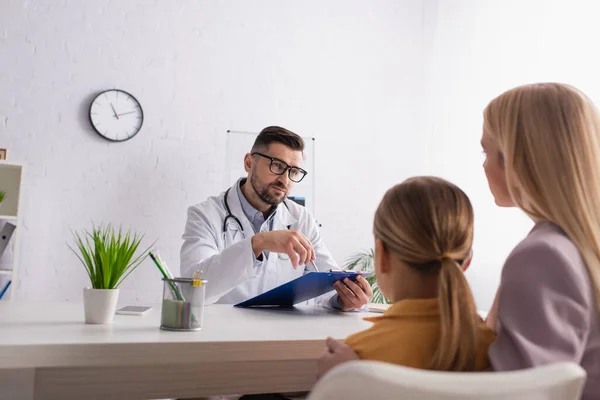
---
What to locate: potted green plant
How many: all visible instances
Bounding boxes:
[69,224,153,324]
[345,248,390,304]
[0,190,5,210]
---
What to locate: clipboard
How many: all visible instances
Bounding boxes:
[234,271,373,308]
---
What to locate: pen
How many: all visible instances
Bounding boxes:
[149,250,185,301]
[155,252,174,279]
[149,251,168,279]
[310,259,320,272]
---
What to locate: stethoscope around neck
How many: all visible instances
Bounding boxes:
[222,187,291,259]
[222,187,245,241]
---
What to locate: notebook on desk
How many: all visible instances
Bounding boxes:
[234,271,373,308]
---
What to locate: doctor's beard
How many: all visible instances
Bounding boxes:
[250,174,287,206]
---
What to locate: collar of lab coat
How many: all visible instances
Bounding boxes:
[227,178,298,234]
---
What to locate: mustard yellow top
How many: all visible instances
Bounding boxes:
[344,298,496,371]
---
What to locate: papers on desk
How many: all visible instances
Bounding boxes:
[367,303,390,313]
[367,304,488,316]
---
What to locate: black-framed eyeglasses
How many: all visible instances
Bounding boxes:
[251,152,308,183]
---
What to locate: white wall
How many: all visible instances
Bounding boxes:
[423,0,600,309]
[0,1,428,304]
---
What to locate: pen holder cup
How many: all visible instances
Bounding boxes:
[160,277,207,331]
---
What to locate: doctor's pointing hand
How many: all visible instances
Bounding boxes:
[251,229,315,269]
[180,126,372,311]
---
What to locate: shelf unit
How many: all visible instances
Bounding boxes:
[0,161,24,301]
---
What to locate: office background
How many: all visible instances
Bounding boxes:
[2,0,599,309]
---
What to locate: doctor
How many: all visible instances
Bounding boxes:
[180,126,372,310]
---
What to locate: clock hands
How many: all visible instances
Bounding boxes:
[117,111,137,116]
[110,103,119,120]
[109,104,137,119]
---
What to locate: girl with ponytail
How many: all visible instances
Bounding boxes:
[339,176,495,371]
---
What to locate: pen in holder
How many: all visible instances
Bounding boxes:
[160,276,207,331]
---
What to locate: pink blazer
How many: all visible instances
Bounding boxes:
[489,221,600,399]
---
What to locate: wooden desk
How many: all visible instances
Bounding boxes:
[0,302,374,400]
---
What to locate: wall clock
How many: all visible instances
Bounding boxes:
[89,89,144,142]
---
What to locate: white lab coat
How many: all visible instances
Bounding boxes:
[180,179,340,305]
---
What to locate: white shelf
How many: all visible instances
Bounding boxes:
[0,160,24,301]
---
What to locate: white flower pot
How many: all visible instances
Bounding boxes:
[83,287,120,324]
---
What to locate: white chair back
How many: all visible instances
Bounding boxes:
[308,361,586,400]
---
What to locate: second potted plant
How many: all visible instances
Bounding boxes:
[345,248,390,304]
[69,224,153,324]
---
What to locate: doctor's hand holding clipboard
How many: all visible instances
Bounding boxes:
[332,274,373,310]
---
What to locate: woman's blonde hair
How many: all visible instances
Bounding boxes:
[484,83,600,310]
[373,176,478,371]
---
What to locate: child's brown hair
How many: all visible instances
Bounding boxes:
[374,176,478,371]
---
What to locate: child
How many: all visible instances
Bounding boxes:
[343,176,495,371]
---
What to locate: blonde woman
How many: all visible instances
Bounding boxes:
[318,83,599,400]
[340,177,495,371]
[482,83,600,399]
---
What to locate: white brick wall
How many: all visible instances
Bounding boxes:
[0,0,427,304]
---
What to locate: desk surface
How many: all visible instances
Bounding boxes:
[0,302,373,345]
[0,302,375,369]
[0,302,376,398]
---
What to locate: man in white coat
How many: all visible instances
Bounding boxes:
[180,126,372,310]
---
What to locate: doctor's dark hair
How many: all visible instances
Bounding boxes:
[373,176,479,371]
[251,126,304,153]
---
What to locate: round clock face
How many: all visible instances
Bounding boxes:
[89,90,144,142]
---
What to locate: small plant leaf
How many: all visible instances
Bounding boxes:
[68,224,155,289]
